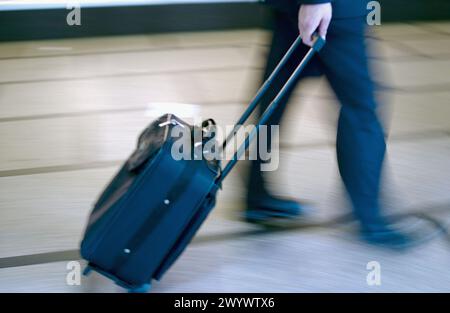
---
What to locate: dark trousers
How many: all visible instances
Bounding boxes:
[248,12,387,224]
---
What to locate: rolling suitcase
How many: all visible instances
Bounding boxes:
[80,36,325,292]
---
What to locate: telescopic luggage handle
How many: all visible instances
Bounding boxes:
[216,35,325,184]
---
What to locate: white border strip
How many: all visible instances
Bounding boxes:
[0,0,259,12]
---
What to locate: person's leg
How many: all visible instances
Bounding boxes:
[319,18,409,246]
[246,11,312,220]
[247,11,299,196]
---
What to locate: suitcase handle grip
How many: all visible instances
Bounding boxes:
[216,35,325,184]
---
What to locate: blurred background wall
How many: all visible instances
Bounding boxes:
[1,0,450,41]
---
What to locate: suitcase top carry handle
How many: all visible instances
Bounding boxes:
[216,36,326,185]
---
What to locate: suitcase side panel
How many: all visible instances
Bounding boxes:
[154,185,218,280]
[114,159,217,285]
[82,145,187,270]
[80,171,136,257]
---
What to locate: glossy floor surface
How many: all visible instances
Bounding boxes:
[0,22,450,292]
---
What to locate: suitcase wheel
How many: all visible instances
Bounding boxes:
[128,283,151,293]
[82,262,151,292]
[82,265,92,276]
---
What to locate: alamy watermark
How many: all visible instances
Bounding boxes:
[367,1,382,26]
[366,261,381,286]
[168,123,280,172]
[66,261,81,286]
[66,2,81,26]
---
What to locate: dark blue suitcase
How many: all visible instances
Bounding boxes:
[80,36,324,292]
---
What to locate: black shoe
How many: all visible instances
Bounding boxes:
[245,195,309,224]
[360,222,413,250]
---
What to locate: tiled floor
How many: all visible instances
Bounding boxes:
[0,22,450,292]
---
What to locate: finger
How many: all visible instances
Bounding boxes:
[299,20,315,47]
[302,26,314,47]
[318,16,331,39]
